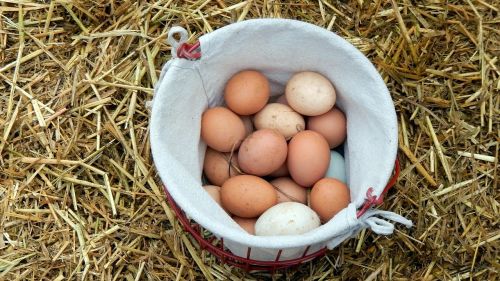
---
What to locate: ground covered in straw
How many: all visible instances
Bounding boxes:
[0,0,498,280]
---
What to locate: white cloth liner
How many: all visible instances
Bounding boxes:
[150,19,412,261]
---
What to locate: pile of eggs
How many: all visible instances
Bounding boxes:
[201,70,349,236]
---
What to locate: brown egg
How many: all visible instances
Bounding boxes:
[233,216,257,234]
[203,185,222,206]
[203,148,241,186]
[271,177,307,204]
[224,70,270,115]
[240,115,254,137]
[288,130,331,187]
[307,107,347,148]
[286,72,336,116]
[201,107,246,152]
[221,175,277,218]
[269,161,289,177]
[253,103,305,140]
[310,178,350,222]
[238,129,288,176]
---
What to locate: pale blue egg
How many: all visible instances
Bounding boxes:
[325,150,346,183]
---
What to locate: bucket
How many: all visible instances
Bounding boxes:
[150,19,412,270]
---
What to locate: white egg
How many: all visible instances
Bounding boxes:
[285,72,336,116]
[326,150,346,183]
[253,103,305,140]
[255,202,320,236]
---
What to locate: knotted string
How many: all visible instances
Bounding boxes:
[149,27,202,109]
[358,209,413,235]
[356,159,400,218]
[167,26,201,60]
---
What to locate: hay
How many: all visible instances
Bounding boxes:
[0,0,498,280]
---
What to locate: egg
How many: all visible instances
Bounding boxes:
[224,70,270,115]
[233,216,257,234]
[276,94,289,105]
[269,161,289,177]
[326,150,347,184]
[287,130,331,187]
[203,148,242,186]
[201,107,246,152]
[238,129,288,176]
[271,177,307,204]
[253,103,305,140]
[203,185,222,206]
[285,71,336,116]
[240,115,254,137]
[307,107,346,148]
[221,175,277,218]
[310,178,350,222]
[255,202,320,236]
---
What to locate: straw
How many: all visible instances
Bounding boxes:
[0,0,498,279]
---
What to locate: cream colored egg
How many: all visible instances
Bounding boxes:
[253,103,305,140]
[285,72,336,116]
[255,202,320,236]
